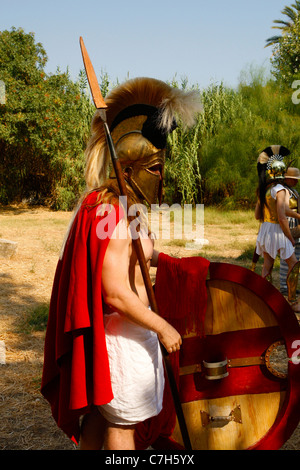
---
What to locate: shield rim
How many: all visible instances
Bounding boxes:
[205,262,300,450]
[148,262,300,450]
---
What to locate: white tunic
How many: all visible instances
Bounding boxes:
[98,312,165,425]
[256,184,294,260]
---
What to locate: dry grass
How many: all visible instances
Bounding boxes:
[0,204,299,450]
[0,206,76,450]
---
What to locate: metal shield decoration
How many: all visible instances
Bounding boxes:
[165,263,300,450]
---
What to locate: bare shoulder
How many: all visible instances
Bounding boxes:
[105,217,132,258]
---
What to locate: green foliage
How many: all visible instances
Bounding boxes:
[0,27,94,210]
[164,76,256,207]
[165,79,245,205]
[266,1,300,47]
[164,66,300,208]
[200,76,300,207]
[165,101,202,204]
[19,303,49,333]
[271,17,300,84]
[197,83,251,207]
[2,27,300,211]
[266,2,300,85]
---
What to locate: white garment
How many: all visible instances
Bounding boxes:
[270,183,285,198]
[256,184,294,260]
[256,222,294,260]
[98,312,165,425]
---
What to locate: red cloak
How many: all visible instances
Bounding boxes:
[41,191,210,447]
[41,191,124,444]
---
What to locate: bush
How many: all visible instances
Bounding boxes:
[1,30,300,210]
[0,28,94,210]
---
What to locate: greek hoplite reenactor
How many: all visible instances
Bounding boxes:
[41,74,204,450]
[279,167,300,294]
[255,145,300,313]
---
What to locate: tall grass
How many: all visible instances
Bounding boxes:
[164,71,300,208]
[165,80,246,205]
[6,68,296,210]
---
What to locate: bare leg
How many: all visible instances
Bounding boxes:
[262,252,275,279]
[104,423,136,450]
[80,406,136,450]
[285,252,298,274]
[79,406,106,450]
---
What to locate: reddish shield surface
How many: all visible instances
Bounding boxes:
[164,263,300,450]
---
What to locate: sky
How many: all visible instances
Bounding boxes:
[0,0,291,89]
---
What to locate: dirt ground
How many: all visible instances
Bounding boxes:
[0,205,299,451]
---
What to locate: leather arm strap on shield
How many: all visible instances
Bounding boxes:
[79,37,192,450]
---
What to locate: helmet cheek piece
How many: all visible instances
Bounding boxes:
[110,129,165,206]
[128,166,162,206]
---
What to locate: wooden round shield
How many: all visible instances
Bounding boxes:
[169,262,300,450]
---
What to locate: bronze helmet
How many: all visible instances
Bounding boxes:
[109,103,174,205]
[88,77,202,205]
[257,145,291,182]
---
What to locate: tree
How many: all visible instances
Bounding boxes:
[0,27,94,209]
[266,1,300,47]
[270,17,300,84]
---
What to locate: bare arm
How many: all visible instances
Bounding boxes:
[255,200,261,220]
[277,189,295,246]
[150,249,160,267]
[285,206,300,220]
[101,219,182,353]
